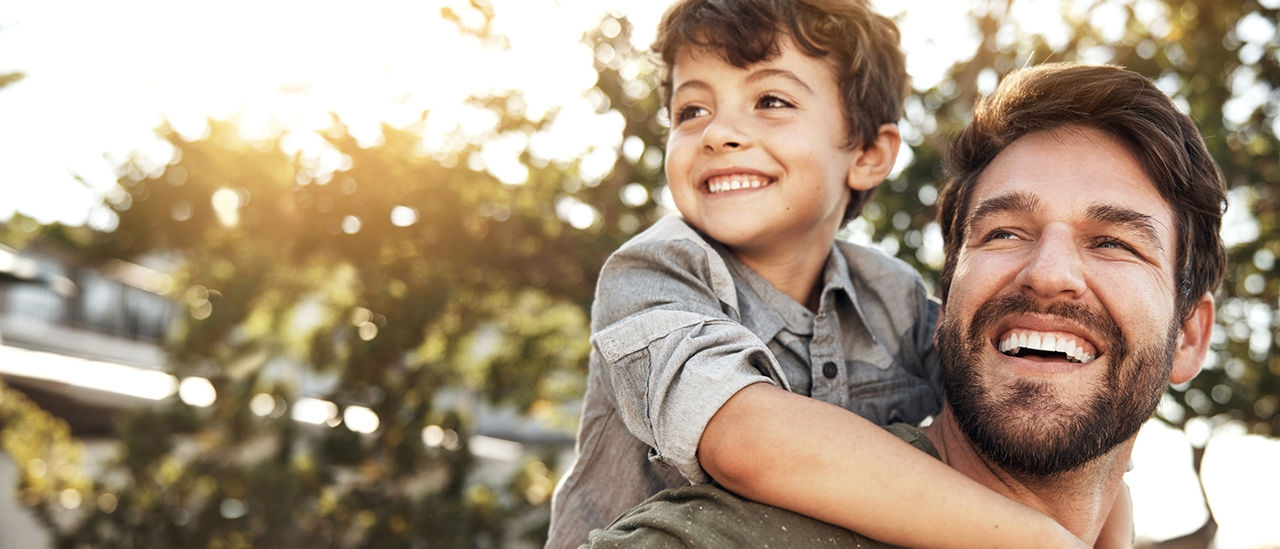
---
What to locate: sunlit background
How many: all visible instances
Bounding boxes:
[1,0,1277,547]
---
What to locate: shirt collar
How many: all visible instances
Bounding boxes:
[713,242,856,339]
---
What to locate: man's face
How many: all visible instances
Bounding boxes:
[938,126,1184,478]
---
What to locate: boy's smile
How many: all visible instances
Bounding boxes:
[705,172,771,194]
[664,38,872,278]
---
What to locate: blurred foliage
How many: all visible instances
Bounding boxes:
[0,0,1275,547]
[10,7,667,548]
[0,379,90,532]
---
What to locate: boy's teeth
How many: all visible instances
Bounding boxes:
[707,175,770,193]
[998,330,1096,363]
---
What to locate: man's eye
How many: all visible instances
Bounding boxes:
[757,95,793,109]
[987,230,1018,241]
[1094,237,1136,253]
[675,105,709,123]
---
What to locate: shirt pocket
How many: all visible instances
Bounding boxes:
[842,361,941,426]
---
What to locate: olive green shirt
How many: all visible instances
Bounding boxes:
[587,423,938,548]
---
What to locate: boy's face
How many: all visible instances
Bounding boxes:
[664,38,865,262]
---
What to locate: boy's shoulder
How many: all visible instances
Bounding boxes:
[601,214,739,314]
[617,214,712,251]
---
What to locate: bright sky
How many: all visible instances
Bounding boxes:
[0,0,1276,545]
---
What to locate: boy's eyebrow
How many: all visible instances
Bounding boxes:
[746,68,814,94]
[672,69,814,97]
[967,191,1039,230]
[672,79,711,96]
[1085,203,1165,251]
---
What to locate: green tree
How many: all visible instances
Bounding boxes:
[11,8,668,548]
[0,70,96,544]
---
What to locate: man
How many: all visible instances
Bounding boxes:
[587,62,1227,547]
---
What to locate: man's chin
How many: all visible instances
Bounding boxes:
[940,326,1157,478]
[949,378,1118,478]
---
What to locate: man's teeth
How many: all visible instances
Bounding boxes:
[998,331,1095,363]
[707,175,770,193]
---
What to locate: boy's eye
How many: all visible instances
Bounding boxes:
[675,105,709,123]
[757,95,794,109]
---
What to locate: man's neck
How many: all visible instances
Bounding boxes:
[920,408,1134,544]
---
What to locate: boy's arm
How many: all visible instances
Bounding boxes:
[700,384,1089,549]
[1094,483,1134,549]
[591,229,788,483]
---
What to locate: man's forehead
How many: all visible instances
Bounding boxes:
[970,128,1173,220]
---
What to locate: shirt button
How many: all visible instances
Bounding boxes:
[822,361,838,379]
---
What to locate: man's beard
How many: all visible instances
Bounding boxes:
[938,293,1178,479]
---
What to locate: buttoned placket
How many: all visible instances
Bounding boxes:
[809,284,847,409]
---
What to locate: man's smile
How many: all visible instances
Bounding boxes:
[969,294,1116,370]
[997,329,1097,363]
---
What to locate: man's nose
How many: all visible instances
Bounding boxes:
[700,111,750,152]
[1014,224,1087,300]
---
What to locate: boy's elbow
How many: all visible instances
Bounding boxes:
[698,429,770,494]
[697,384,782,494]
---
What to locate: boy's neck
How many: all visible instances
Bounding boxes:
[731,239,833,312]
[922,407,1132,544]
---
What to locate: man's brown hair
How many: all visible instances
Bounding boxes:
[652,0,908,223]
[937,63,1227,320]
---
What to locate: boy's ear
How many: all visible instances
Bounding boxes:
[1169,292,1215,385]
[847,123,902,191]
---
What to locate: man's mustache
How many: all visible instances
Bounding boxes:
[964,293,1128,361]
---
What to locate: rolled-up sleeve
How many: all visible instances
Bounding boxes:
[590,226,787,484]
[593,313,782,483]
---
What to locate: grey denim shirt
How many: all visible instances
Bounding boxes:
[546,215,942,549]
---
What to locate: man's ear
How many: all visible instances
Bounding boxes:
[934,302,945,346]
[1170,292,1215,385]
[847,123,901,191]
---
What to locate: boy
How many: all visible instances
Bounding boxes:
[549,1,1123,547]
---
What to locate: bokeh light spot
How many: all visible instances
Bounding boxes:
[178,376,217,407]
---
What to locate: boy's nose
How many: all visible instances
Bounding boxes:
[700,113,750,152]
[1014,224,1087,300]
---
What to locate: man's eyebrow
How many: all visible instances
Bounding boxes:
[1085,203,1165,251]
[967,191,1040,229]
[746,68,814,94]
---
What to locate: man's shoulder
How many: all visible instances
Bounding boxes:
[883,422,939,459]
[586,424,934,548]
[588,484,893,549]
